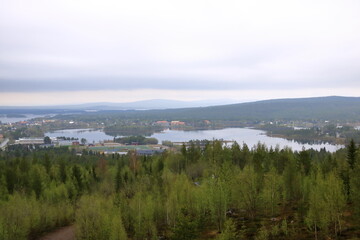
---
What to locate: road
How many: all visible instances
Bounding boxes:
[38,225,75,240]
[0,138,9,150]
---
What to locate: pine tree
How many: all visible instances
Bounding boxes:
[217,219,237,240]
[347,139,357,169]
[172,208,198,240]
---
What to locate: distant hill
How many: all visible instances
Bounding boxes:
[0,99,236,111]
[62,99,236,110]
[89,96,360,121]
[1,96,360,121]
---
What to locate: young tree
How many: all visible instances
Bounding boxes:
[30,165,46,199]
[299,148,311,175]
[115,163,122,192]
[350,160,360,221]
[59,159,67,183]
[305,173,329,240]
[76,196,109,240]
[0,175,9,201]
[233,166,262,219]
[216,218,237,240]
[231,142,242,168]
[324,171,346,236]
[261,167,282,216]
[44,136,51,144]
[283,155,301,201]
[171,208,198,240]
[305,170,345,239]
[80,138,87,145]
[72,165,83,193]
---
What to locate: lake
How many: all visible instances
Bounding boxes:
[45,128,343,152]
[0,114,54,124]
[46,129,114,144]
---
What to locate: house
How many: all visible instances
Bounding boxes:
[136,149,165,156]
[171,121,185,126]
[103,150,128,155]
[204,120,211,125]
[15,138,44,145]
[103,142,123,147]
[58,140,74,146]
[155,121,170,127]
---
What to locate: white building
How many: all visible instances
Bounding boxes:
[15,138,44,145]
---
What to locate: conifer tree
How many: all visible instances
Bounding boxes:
[347,139,357,169]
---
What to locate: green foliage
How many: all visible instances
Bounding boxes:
[75,195,127,240]
[171,208,198,240]
[44,136,52,144]
[232,166,263,219]
[30,165,46,199]
[283,155,301,201]
[0,193,73,240]
[162,140,174,147]
[305,170,346,238]
[216,218,237,240]
[130,191,157,240]
[350,161,360,220]
[260,167,282,216]
[347,139,357,169]
[0,175,9,201]
[255,225,269,240]
[0,139,359,239]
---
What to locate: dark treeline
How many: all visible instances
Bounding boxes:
[260,124,360,145]
[0,140,360,240]
[104,124,164,137]
[114,135,158,145]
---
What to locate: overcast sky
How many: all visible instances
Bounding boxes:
[1,0,360,106]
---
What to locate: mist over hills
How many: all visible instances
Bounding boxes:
[0,99,236,112]
[1,96,360,121]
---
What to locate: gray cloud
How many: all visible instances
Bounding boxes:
[0,0,360,96]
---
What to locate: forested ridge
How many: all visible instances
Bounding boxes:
[50,96,360,121]
[0,140,360,240]
[2,96,360,122]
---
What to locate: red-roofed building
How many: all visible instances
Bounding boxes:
[171,121,185,126]
[155,121,169,127]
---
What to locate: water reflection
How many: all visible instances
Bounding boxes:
[46,128,343,152]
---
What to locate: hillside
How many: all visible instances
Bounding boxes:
[1,96,360,121]
[90,96,360,121]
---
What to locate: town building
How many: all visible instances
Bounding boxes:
[155,121,170,127]
[171,121,185,126]
[15,138,44,145]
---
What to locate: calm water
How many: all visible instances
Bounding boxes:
[46,129,114,144]
[0,114,54,124]
[152,128,342,152]
[45,128,343,152]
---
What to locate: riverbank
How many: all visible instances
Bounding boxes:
[267,132,346,145]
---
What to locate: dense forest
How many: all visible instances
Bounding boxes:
[0,140,359,240]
